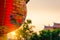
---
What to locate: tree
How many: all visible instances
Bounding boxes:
[39,29,60,40]
[52,29,60,40]
[39,30,52,40]
[16,19,33,40]
[30,33,39,40]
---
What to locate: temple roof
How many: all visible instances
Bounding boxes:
[45,26,53,28]
[54,23,60,25]
[44,23,60,28]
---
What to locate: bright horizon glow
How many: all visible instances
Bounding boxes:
[26,0,60,32]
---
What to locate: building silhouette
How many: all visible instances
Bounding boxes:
[44,23,60,30]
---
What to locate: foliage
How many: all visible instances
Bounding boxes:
[30,29,60,40]
[30,33,39,40]
[15,20,60,40]
[16,19,33,40]
[52,29,60,40]
[39,30,51,40]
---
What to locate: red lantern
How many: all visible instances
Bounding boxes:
[0,0,29,34]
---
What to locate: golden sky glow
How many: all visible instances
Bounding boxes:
[26,0,60,31]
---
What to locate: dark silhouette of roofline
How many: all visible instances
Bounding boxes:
[54,23,60,25]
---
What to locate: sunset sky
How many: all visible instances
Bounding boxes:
[26,0,60,31]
